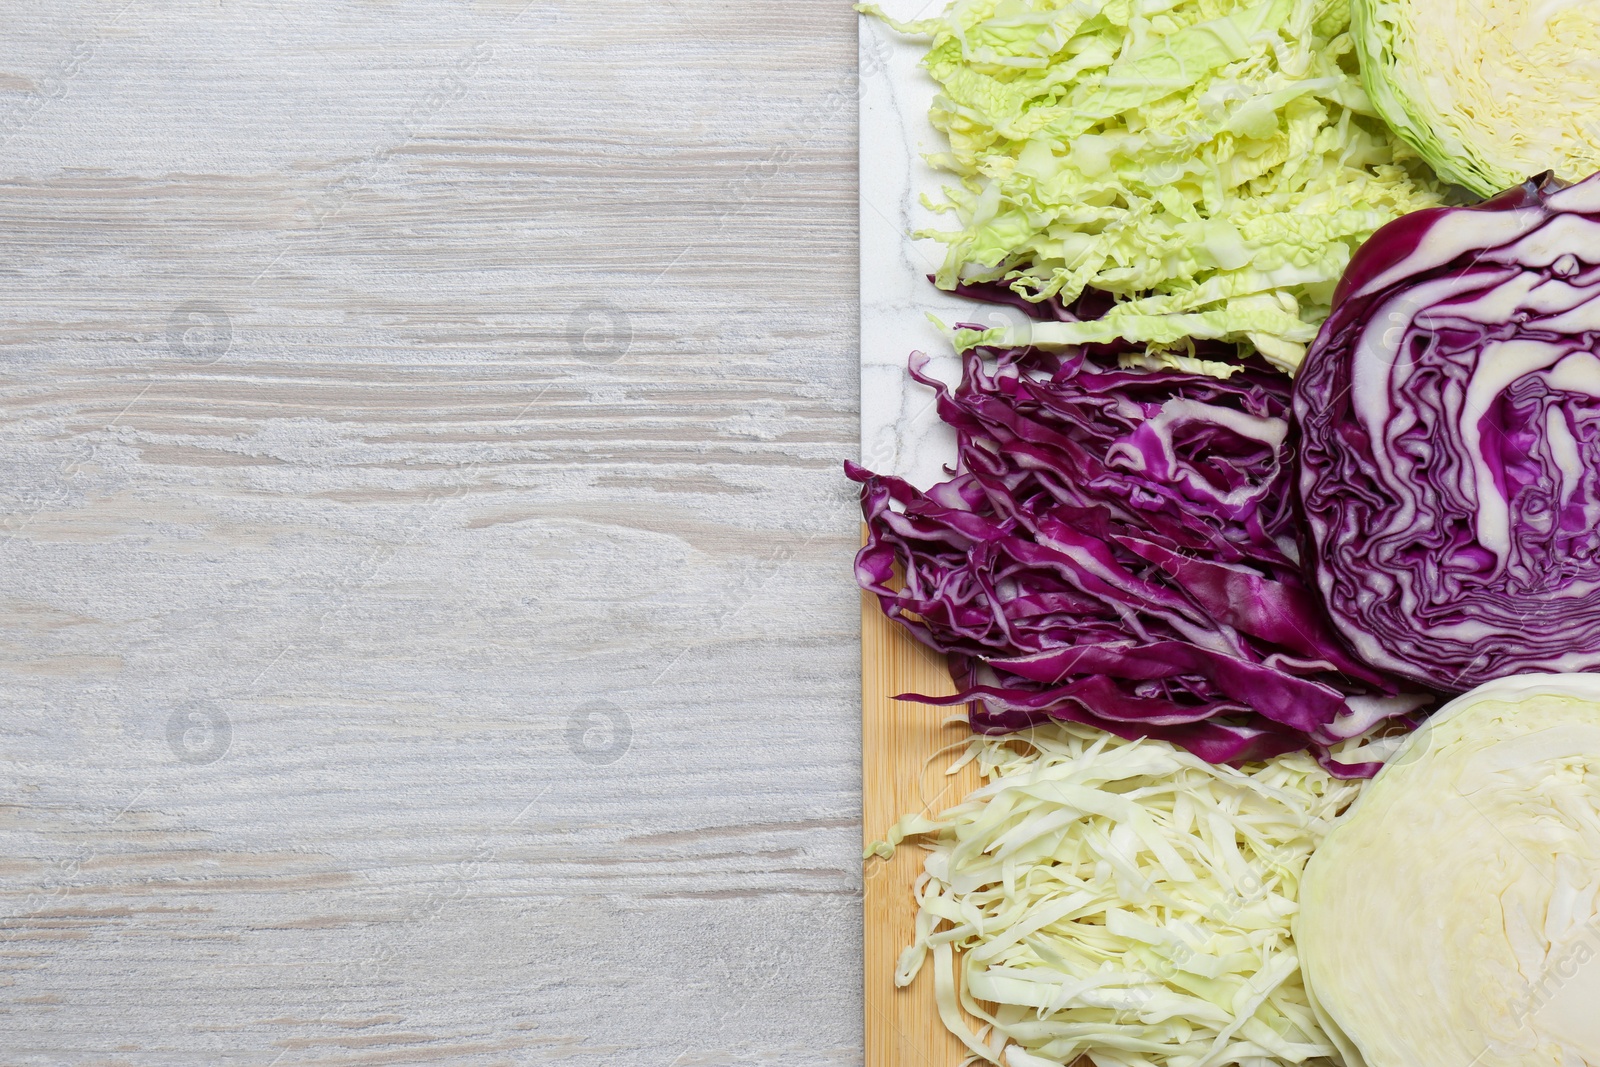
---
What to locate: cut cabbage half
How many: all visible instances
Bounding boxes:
[1296,674,1600,1067]
[1355,0,1600,196]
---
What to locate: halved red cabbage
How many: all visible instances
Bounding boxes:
[852,348,1425,775]
[1297,172,1600,691]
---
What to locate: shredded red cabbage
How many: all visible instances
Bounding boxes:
[1296,172,1600,690]
[852,347,1426,776]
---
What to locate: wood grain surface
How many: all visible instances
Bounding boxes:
[860,594,979,1067]
[0,2,865,1064]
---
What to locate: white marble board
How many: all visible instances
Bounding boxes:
[858,1,1036,489]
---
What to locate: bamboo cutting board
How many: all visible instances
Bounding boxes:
[861,590,982,1067]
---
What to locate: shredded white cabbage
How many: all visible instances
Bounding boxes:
[872,723,1371,1067]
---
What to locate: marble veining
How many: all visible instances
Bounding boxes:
[858,5,1033,490]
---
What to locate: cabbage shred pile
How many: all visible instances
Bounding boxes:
[849,346,1424,774]
[874,722,1365,1067]
[872,0,1447,371]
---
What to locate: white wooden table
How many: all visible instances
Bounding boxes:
[0,2,863,1062]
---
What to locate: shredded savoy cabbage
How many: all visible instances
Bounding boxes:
[870,722,1378,1067]
[865,0,1449,371]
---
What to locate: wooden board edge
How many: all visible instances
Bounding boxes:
[862,576,983,1067]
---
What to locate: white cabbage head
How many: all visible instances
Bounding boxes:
[1356,0,1600,196]
[1296,674,1600,1067]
